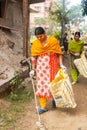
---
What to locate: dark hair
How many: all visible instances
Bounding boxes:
[35,27,45,35]
[64,33,67,36]
[75,32,80,37]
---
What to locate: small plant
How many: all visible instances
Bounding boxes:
[9,92,18,100]
[10,71,23,92]
[53,31,61,43]
[9,71,34,101]
[9,71,23,100]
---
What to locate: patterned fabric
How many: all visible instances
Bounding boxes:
[31,36,62,99]
[35,53,59,98]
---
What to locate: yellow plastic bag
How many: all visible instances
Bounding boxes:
[74,52,87,78]
[49,69,77,108]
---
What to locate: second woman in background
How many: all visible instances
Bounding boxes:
[68,32,84,85]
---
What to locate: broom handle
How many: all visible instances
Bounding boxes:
[28,58,41,122]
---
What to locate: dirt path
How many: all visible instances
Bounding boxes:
[12,75,87,130]
[14,55,87,130]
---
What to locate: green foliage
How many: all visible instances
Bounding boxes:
[49,1,70,42]
[68,5,84,25]
[10,71,23,92]
[8,92,18,101]
[53,31,61,43]
[9,71,24,100]
[49,1,70,25]
[34,17,49,25]
[8,68,34,102]
[81,0,87,16]
[9,72,34,101]
[8,85,34,101]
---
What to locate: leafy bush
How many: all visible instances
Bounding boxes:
[53,31,61,43]
[10,71,23,92]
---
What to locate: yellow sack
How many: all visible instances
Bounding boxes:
[49,69,77,108]
[74,52,87,78]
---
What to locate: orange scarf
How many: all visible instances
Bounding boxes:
[31,36,62,56]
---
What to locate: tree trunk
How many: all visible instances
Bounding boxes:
[23,0,29,58]
[61,0,65,45]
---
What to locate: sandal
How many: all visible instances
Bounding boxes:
[37,108,48,114]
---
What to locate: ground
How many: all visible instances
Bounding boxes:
[12,75,87,130]
[0,29,87,130]
[0,75,87,130]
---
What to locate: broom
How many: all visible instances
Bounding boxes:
[26,58,46,130]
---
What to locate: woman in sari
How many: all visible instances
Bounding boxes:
[30,27,66,114]
[68,32,84,85]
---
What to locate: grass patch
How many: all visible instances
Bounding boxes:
[0,80,34,130]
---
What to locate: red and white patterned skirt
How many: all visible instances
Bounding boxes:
[35,53,59,98]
